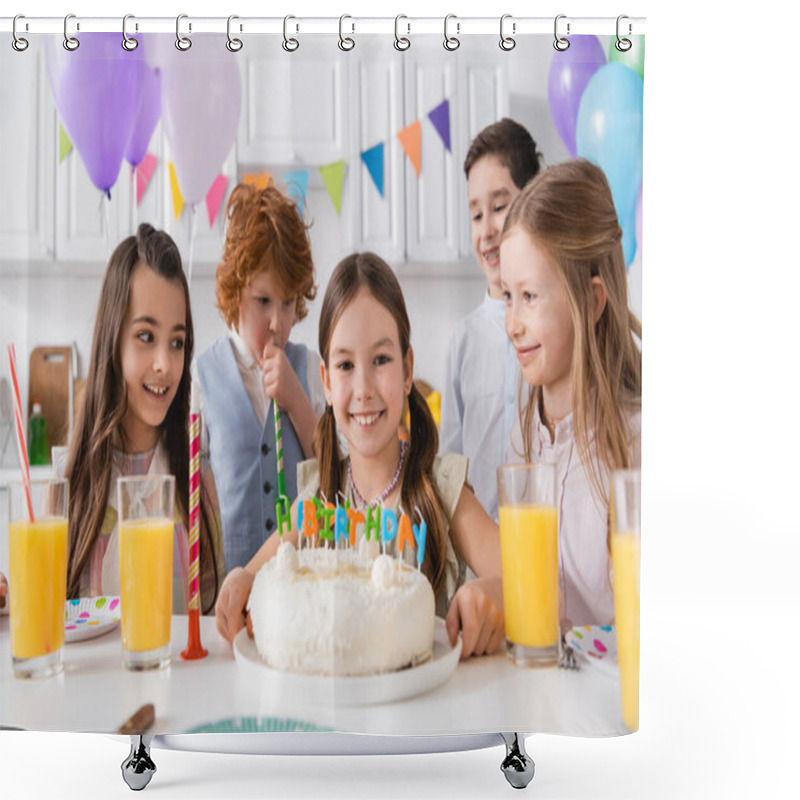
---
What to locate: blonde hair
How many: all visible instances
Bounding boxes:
[504,159,642,507]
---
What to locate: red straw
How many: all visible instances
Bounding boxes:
[7,344,35,522]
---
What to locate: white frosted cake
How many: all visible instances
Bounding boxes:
[247,541,435,676]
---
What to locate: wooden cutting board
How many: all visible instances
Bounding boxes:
[28,346,73,456]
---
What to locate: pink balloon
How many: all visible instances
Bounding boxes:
[159,36,241,206]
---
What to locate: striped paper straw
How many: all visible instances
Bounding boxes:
[274,404,287,499]
[187,409,200,611]
[6,345,34,522]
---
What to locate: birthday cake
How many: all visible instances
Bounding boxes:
[247,541,435,676]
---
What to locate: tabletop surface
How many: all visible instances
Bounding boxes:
[0,614,628,737]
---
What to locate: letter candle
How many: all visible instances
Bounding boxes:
[273,403,292,540]
[181,385,207,660]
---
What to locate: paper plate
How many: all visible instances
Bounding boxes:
[64,596,121,643]
[233,618,461,706]
[185,717,332,734]
[565,624,618,677]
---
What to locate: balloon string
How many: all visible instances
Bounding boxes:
[188,204,197,284]
[131,165,138,235]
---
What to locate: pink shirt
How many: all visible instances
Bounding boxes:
[506,403,641,626]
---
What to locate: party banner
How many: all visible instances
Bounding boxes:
[0,20,644,790]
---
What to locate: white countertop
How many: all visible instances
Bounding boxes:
[1,615,628,737]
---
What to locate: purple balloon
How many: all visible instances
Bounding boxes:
[548,35,607,157]
[159,35,241,206]
[126,65,161,168]
[46,33,145,193]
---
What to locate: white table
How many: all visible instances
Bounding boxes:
[0,614,627,738]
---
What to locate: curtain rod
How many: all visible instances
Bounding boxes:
[1,16,646,37]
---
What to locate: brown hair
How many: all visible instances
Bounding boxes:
[464,117,543,189]
[315,253,449,599]
[215,183,317,328]
[504,159,642,507]
[65,224,221,612]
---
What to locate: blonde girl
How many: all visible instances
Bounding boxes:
[216,253,504,659]
[500,158,642,627]
[66,224,224,613]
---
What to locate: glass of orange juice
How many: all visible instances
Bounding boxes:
[8,478,69,679]
[497,464,558,667]
[117,475,174,671]
[610,469,641,731]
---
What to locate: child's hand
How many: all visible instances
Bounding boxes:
[445,576,505,660]
[215,567,254,646]
[0,571,7,611]
[261,342,303,412]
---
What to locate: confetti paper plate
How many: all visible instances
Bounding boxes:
[64,596,121,643]
[565,625,618,677]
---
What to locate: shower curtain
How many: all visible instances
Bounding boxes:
[0,17,644,740]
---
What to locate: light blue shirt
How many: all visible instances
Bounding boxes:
[439,292,520,521]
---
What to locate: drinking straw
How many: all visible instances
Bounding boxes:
[6,345,34,522]
[182,385,207,660]
[274,404,287,499]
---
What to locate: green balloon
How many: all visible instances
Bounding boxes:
[609,34,645,81]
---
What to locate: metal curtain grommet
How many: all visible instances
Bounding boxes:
[394,14,410,51]
[176,13,192,51]
[553,14,570,51]
[283,15,299,52]
[12,14,29,52]
[443,14,460,51]
[63,13,79,51]
[122,14,138,51]
[615,14,632,52]
[338,14,355,51]
[226,15,243,52]
[499,14,515,51]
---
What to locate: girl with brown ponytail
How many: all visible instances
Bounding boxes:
[216,253,504,659]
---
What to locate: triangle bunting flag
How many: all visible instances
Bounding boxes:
[59,123,73,163]
[134,153,157,206]
[205,174,228,227]
[428,100,451,152]
[319,160,346,215]
[397,121,422,177]
[283,170,310,217]
[361,143,385,198]
[169,162,184,220]
[243,172,272,190]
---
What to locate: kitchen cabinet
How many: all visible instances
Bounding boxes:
[0,54,55,264]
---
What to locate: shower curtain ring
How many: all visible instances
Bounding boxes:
[338,14,355,51]
[176,14,192,51]
[283,15,299,52]
[64,13,79,51]
[443,14,460,51]
[226,15,243,52]
[394,15,410,51]
[122,14,138,51]
[615,15,633,52]
[499,14,516,51]
[12,15,29,52]
[553,14,570,51]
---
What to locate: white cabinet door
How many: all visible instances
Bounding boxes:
[350,39,405,263]
[54,137,129,264]
[456,43,509,260]
[402,40,461,264]
[237,39,348,166]
[0,54,55,263]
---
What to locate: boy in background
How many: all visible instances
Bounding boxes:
[440,118,542,521]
